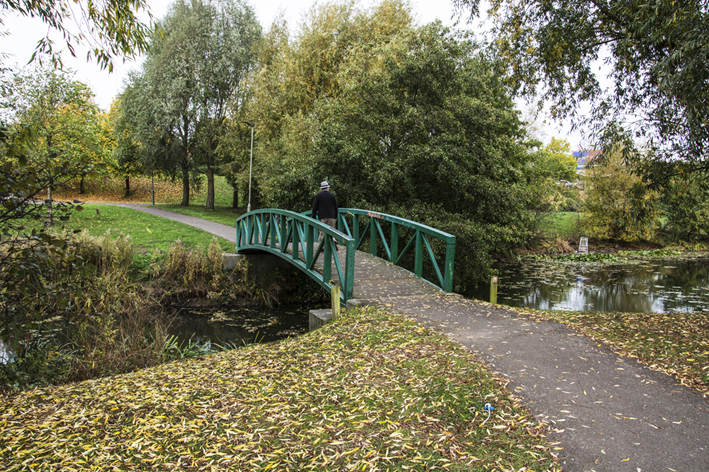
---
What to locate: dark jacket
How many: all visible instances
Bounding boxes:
[312,189,338,219]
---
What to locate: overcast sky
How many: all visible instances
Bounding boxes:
[0,0,584,147]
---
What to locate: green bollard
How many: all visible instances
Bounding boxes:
[331,285,341,319]
[490,276,498,304]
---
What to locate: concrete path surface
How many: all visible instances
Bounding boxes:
[107,204,709,471]
[380,292,709,472]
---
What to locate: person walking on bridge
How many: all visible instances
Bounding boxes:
[312,180,338,248]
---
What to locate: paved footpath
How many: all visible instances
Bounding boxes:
[109,204,709,471]
[381,293,709,472]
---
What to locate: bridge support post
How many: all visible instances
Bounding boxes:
[415,231,423,277]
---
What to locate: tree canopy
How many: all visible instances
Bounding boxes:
[248,2,538,286]
[117,0,261,208]
[454,0,709,180]
[0,0,153,357]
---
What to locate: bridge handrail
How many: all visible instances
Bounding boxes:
[236,209,356,304]
[303,208,456,292]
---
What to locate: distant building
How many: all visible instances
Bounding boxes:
[573,150,601,173]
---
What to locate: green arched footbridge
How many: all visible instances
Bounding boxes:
[235,209,456,305]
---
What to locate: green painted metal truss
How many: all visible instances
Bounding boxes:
[235,208,456,304]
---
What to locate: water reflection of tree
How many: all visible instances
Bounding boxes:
[491,258,709,313]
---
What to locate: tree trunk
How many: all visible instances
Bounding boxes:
[232,186,239,209]
[45,136,53,226]
[124,177,130,198]
[181,166,190,207]
[205,167,215,211]
[46,182,53,226]
[80,176,86,194]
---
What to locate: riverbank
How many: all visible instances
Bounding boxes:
[0,307,559,471]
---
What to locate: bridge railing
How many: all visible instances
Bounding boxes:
[236,209,356,303]
[335,208,456,292]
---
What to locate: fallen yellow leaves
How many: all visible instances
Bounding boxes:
[0,307,558,471]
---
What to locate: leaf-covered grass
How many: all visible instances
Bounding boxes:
[51,204,234,254]
[0,307,558,471]
[515,308,709,396]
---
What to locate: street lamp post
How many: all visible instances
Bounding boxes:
[242,121,255,213]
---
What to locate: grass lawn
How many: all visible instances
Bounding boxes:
[541,212,584,239]
[50,204,234,254]
[0,307,559,471]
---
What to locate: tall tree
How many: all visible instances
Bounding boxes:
[249,0,414,208]
[454,0,709,182]
[312,24,532,284]
[0,0,160,366]
[107,98,142,198]
[583,147,659,241]
[125,0,261,208]
[252,10,534,285]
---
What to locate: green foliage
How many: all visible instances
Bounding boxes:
[249,0,415,210]
[253,15,533,286]
[118,0,262,208]
[163,334,215,360]
[524,138,580,236]
[582,148,659,242]
[659,169,709,241]
[2,66,105,212]
[542,212,583,239]
[0,229,238,391]
[455,0,709,182]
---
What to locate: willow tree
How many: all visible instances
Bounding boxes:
[454,0,709,184]
[122,0,261,208]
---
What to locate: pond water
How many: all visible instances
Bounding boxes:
[465,256,709,313]
[0,304,315,364]
[167,303,313,348]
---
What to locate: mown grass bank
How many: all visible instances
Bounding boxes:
[0,307,559,472]
[34,204,234,254]
[54,175,244,227]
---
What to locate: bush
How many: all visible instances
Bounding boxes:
[0,232,234,392]
[582,148,659,242]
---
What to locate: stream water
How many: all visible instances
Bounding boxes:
[465,256,709,313]
[5,256,709,364]
[166,303,313,348]
[0,304,315,364]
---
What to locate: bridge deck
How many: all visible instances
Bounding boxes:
[330,250,442,301]
[277,241,443,301]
